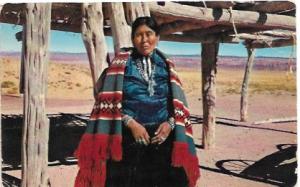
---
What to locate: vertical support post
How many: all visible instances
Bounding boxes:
[19,31,25,94]
[124,2,150,25]
[0,63,1,187]
[201,43,219,149]
[21,3,51,187]
[107,2,132,54]
[81,3,107,94]
[0,5,3,186]
[240,47,256,122]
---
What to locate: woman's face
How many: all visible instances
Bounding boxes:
[132,24,159,56]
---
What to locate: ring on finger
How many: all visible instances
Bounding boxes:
[160,136,166,141]
[141,139,147,144]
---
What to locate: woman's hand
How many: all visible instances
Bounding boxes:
[127,119,150,145]
[151,122,172,144]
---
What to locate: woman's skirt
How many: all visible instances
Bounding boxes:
[105,124,188,187]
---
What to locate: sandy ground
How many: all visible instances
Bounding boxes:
[1,92,297,187]
[1,57,297,187]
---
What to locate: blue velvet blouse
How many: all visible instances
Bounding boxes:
[122,49,171,126]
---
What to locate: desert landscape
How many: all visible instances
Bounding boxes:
[1,53,297,187]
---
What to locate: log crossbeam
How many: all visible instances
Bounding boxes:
[148,2,295,31]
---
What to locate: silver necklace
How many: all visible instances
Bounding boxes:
[135,57,156,96]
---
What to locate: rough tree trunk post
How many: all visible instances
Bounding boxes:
[0,63,1,187]
[124,2,150,25]
[240,47,255,122]
[81,3,107,94]
[201,43,219,149]
[107,2,132,54]
[0,4,3,186]
[21,3,51,187]
[19,31,25,94]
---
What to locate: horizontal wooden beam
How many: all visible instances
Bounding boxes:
[245,38,295,49]
[204,1,235,9]
[256,30,296,38]
[159,20,215,35]
[1,2,296,47]
[148,2,296,31]
[247,1,295,14]
[178,1,235,9]
[231,33,274,41]
[185,30,278,43]
[161,33,240,44]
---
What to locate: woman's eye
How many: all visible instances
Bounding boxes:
[146,32,154,37]
[135,33,142,38]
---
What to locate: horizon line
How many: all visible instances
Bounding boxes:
[0,50,295,59]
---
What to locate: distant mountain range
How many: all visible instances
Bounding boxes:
[1,51,296,71]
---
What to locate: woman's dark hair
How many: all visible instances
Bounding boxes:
[131,16,159,39]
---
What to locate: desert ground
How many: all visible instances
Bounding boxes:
[1,56,297,187]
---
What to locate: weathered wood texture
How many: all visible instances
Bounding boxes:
[201,42,219,149]
[81,3,107,94]
[159,21,215,35]
[245,37,295,48]
[21,3,51,187]
[247,1,295,13]
[160,33,241,44]
[240,47,255,122]
[0,4,2,186]
[148,2,296,31]
[19,31,25,94]
[256,30,296,38]
[124,2,150,25]
[253,117,297,125]
[107,2,132,54]
[205,1,235,9]
[0,72,1,187]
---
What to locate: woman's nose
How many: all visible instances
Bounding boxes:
[141,35,148,42]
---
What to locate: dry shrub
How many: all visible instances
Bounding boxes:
[7,87,18,94]
[1,81,16,88]
[177,68,296,96]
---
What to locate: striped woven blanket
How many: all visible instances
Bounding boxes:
[74,49,200,187]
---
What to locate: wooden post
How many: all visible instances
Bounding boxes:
[81,3,107,93]
[21,3,51,187]
[240,47,256,122]
[0,4,3,186]
[201,43,219,149]
[0,64,1,187]
[19,30,25,94]
[124,2,150,25]
[107,2,132,54]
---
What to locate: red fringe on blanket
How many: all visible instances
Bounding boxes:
[172,142,200,187]
[74,134,122,187]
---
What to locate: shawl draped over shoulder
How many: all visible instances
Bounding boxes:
[74,49,200,187]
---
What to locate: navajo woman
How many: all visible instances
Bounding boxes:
[74,16,200,187]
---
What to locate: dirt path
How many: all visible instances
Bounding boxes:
[2,93,297,187]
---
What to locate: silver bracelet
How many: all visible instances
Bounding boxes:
[122,115,134,126]
[168,117,175,130]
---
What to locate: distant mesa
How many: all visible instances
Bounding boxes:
[0,51,296,71]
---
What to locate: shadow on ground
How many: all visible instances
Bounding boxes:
[190,114,296,135]
[191,115,297,186]
[2,113,88,170]
[200,144,297,187]
[2,114,297,186]
[3,173,20,187]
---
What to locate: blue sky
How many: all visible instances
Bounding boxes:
[0,23,296,58]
